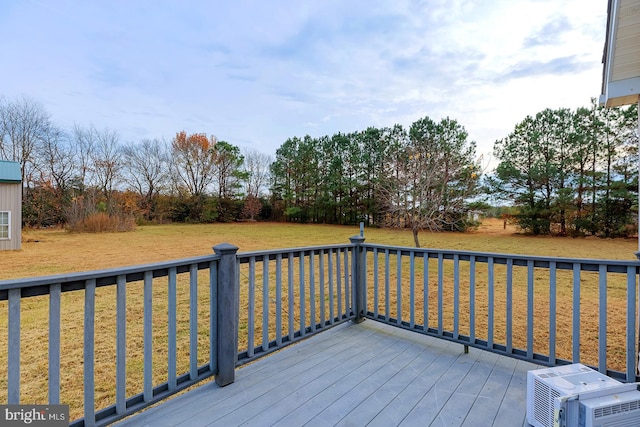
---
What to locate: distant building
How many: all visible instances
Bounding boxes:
[467,209,483,222]
[0,160,22,250]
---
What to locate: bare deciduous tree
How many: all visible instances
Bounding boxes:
[242,148,272,198]
[0,95,51,192]
[122,138,169,219]
[72,124,97,192]
[27,124,76,225]
[91,127,122,208]
[37,124,75,194]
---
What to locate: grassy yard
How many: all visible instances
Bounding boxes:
[3,218,637,281]
[0,219,637,420]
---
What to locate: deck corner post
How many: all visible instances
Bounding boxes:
[213,243,239,387]
[349,235,366,324]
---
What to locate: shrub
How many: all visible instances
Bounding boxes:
[67,212,136,233]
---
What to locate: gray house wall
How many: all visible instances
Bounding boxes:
[0,161,22,250]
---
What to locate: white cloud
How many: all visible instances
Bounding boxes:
[0,0,608,162]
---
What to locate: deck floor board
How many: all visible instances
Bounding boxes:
[115,321,539,427]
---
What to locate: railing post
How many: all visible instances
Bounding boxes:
[213,243,239,387]
[349,235,366,324]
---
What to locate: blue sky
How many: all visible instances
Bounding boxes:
[0,0,607,165]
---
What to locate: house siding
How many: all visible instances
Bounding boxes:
[0,182,22,250]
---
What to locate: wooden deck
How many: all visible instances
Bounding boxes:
[115,320,540,426]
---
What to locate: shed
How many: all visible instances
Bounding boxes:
[0,160,22,250]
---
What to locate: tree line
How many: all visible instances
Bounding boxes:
[270,117,480,246]
[490,100,639,237]
[1,94,638,241]
[0,95,273,229]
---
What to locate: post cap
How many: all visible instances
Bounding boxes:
[349,235,365,244]
[213,243,240,255]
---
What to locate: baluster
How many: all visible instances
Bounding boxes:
[288,252,295,338]
[527,260,534,360]
[336,249,342,320]
[263,256,269,351]
[598,264,607,374]
[328,250,334,324]
[143,271,153,401]
[309,251,316,331]
[210,261,217,375]
[410,251,415,328]
[344,248,350,316]
[506,258,513,354]
[469,256,476,345]
[190,264,198,380]
[488,257,495,349]
[299,252,306,336]
[8,288,21,404]
[373,248,379,319]
[84,279,96,426]
[454,254,460,340]
[423,254,429,332]
[318,250,325,327]
[168,267,177,389]
[384,249,390,321]
[396,250,402,325]
[275,254,282,345]
[49,283,61,405]
[437,253,443,336]
[115,276,126,413]
[549,262,557,366]
[248,257,256,357]
[572,263,581,363]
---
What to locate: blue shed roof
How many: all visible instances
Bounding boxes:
[0,160,21,183]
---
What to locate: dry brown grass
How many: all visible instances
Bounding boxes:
[5,219,636,280]
[0,218,637,420]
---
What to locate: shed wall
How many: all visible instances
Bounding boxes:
[0,182,22,250]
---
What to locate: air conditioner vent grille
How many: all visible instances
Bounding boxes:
[593,399,640,418]
[538,373,558,379]
[533,378,559,427]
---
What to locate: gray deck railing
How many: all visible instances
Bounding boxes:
[354,240,640,383]
[2,234,640,426]
[0,248,227,427]
[0,242,357,426]
[235,243,357,365]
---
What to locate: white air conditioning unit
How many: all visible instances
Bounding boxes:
[526,363,640,427]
